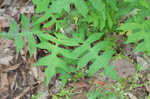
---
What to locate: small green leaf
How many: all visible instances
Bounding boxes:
[21,14,30,32]
[14,36,24,53]
[89,0,106,30]
[9,20,19,34]
[117,23,141,31]
[21,15,36,57]
[106,12,113,29]
[43,17,56,28]
[106,0,118,11]
[73,0,88,17]
[104,66,118,80]
[120,20,150,56]
[139,0,150,10]
[26,32,36,57]
[45,66,55,86]
[72,33,103,58]
[51,0,70,13]
[89,0,105,12]
[32,0,50,13]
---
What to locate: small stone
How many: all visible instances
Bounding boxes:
[111,59,136,78]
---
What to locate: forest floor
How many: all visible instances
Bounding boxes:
[0,0,150,99]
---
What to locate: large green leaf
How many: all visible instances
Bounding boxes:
[71,33,103,58]
[106,0,118,11]
[89,0,105,12]
[73,0,88,17]
[88,50,117,80]
[14,36,24,53]
[32,0,50,13]
[78,41,110,69]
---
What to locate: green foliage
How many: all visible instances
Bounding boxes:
[117,0,150,56]
[87,89,119,99]
[71,33,118,80]
[52,88,73,99]
[1,0,150,89]
[0,15,36,57]
[148,94,150,99]
[70,69,86,82]
[118,19,150,55]
[32,92,43,99]
[33,33,79,86]
[34,32,118,85]
[33,0,118,31]
[33,0,88,27]
[87,0,118,30]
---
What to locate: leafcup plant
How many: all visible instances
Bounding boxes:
[0,0,150,87]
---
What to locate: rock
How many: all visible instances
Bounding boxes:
[0,0,11,7]
[51,80,62,94]
[37,82,49,99]
[111,59,136,78]
[0,55,13,65]
[39,91,49,99]
[137,56,150,70]
[126,92,137,99]
[0,49,13,65]
[93,59,136,87]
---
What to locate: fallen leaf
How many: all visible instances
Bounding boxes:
[69,81,88,89]
[93,80,105,86]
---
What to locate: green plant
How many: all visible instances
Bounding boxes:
[70,68,86,82]
[112,81,127,99]
[87,89,118,99]
[52,88,73,99]
[32,92,43,99]
[33,32,79,86]
[117,0,150,55]
[148,94,150,99]
[0,0,150,89]
[86,89,102,99]
[71,33,118,79]
[118,19,150,55]
[0,15,36,57]
[33,0,118,31]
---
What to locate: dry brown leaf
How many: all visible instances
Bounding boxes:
[93,80,105,86]
[69,81,88,89]
[2,64,19,72]
[0,39,14,50]
[0,72,9,93]
[0,16,10,29]
[8,72,17,90]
